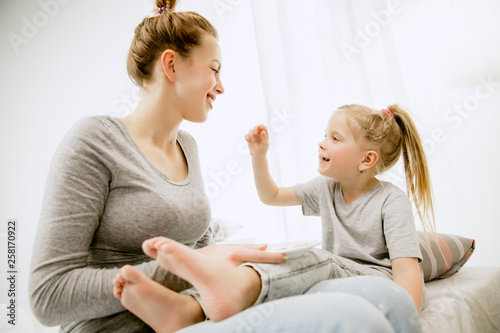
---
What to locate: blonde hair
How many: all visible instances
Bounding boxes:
[338,104,436,234]
[127,0,218,87]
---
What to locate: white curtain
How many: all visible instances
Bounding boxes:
[243,0,500,266]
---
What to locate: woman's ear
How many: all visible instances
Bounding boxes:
[360,150,379,171]
[160,49,176,82]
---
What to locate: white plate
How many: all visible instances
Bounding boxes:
[267,240,321,259]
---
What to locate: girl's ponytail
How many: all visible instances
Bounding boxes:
[388,104,436,234]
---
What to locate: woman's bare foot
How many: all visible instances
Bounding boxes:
[142,237,262,322]
[113,265,204,333]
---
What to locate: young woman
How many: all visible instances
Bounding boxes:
[28,1,285,332]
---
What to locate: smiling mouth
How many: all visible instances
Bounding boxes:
[207,93,216,104]
[320,156,330,162]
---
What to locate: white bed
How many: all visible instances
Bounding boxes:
[421,266,500,333]
[215,219,500,332]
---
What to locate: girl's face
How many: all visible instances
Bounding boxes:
[175,34,225,123]
[318,112,366,180]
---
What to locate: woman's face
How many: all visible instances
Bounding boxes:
[174,34,225,123]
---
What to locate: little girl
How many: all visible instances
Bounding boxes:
[242,103,434,310]
[113,103,431,331]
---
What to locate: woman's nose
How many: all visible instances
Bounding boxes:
[216,77,224,95]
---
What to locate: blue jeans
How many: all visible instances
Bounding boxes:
[177,276,422,333]
[244,249,390,305]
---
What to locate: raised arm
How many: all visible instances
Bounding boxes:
[245,125,301,206]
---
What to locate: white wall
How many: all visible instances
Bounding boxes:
[1,0,499,331]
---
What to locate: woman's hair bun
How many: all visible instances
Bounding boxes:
[128,0,218,87]
[155,0,179,13]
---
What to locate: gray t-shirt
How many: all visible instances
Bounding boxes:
[293,176,422,276]
[29,116,213,332]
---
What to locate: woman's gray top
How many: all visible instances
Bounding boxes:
[29,116,213,332]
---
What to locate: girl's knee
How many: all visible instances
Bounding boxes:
[179,292,395,333]
[306,277,422,333]
[317,292,395,333]
[306,275,386,293]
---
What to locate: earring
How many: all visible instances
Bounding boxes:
[360,169,364,174]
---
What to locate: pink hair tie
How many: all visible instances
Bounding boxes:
[156,1,172,15]
[382,108,392,117]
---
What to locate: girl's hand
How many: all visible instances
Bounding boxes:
[245,124,269,157]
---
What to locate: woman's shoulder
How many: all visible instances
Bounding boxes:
[63,115,107,139]
[56,115,126,156]
[69,115,119,135]
[177,129,195,141]
[49,116,122,172]
[65,115,130,144]
[177,129,198,151]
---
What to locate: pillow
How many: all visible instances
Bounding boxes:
[417,231,475,282]
[211,218,243,242]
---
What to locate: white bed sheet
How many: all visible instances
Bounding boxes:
[420,266,500,333]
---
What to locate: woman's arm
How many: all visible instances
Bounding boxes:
[391,257,423,313]
[29,118,186,326]
[245,125,301,206]
[193,224,286,265]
